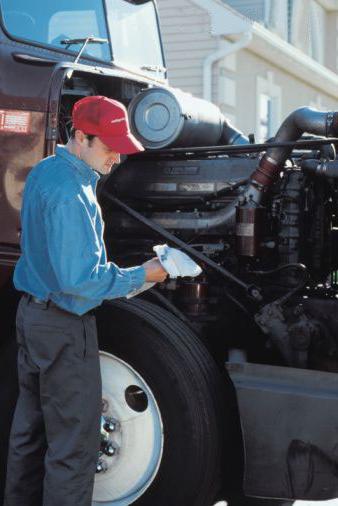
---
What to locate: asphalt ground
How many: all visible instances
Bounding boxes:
[214,501,338,505]
[293,502,338,506]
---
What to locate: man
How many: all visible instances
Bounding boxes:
[4,96,167,506]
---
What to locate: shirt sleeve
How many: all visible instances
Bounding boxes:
[43,195,146,299]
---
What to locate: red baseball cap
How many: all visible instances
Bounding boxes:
[72,95,144,154]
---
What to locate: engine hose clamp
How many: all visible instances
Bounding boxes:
[326,112,334,137]
[318,161,326,174]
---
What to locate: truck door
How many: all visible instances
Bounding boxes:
[0,5,57,258]
[0,0,111,260]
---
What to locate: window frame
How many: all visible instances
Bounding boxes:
[256,73,281,143]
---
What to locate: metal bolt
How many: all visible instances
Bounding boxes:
[104,419,116,433]
[96,459,108,473]
[105,442,116,456]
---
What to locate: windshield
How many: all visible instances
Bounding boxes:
[105,0,165,78]
[0,0,165,76]
[0,0,111,61]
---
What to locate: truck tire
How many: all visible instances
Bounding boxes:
[94,298,229,506]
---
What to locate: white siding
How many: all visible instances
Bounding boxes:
[156,0,218,98]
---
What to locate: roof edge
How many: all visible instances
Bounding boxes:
[247,22,338,99]
[190,0,338,99]
[317,0,338,11]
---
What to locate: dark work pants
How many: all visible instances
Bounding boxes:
[3,294,102,506]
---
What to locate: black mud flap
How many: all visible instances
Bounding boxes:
[226,362,338,501]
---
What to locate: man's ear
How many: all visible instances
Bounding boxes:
[74,130,87,145]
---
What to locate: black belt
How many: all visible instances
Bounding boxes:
[24,293,55,308]
[31,295,50,305]
[23,293,95,316]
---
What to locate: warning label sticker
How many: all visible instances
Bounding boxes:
[0,110,31,134]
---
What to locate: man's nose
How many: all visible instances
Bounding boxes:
[112,153,120,163]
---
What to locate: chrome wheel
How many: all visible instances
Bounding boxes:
[92,351,163,505]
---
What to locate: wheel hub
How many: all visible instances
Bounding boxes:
[92,351,164,506]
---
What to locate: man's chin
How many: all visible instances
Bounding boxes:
[95,166,112,175]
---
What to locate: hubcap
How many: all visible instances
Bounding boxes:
[92,351,164,506]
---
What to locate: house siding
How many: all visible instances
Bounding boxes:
[157,0,218,98]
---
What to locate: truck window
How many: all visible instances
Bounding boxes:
[0,0,165,76]
[105,0,165,76]
[0,0,111,62]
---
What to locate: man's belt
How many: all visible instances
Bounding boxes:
[23,293,95,316]
[24,293,54,308]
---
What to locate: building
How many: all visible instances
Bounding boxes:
[156,0,338,142]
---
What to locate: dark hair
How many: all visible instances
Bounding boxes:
[70,127,96,146]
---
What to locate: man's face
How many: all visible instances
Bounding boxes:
[79,135,121,175]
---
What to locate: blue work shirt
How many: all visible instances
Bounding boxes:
[14,145,146,315]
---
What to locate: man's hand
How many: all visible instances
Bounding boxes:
[143,258,168,283]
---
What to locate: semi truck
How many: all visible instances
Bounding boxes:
[2,1,338,505]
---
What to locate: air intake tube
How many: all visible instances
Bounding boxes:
[219,108,338,226]
[250,107,338,191]
[234,107,338,256]
[221,118,249,146]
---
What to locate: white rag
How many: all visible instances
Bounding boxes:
[126,244,202,298]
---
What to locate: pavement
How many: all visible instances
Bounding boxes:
[214,500,338,505]
[294,502,338,505]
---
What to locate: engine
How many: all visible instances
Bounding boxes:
[105,147,337,273]
[61,84,338,372]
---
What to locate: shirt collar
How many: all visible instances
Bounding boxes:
[55,145,100,185]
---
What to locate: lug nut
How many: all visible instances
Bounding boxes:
[101,437,118,457]
[96,459,108,473]
[105,442,116,456]
[103,418,116,432]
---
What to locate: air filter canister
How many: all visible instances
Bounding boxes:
[128,87,224,150]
